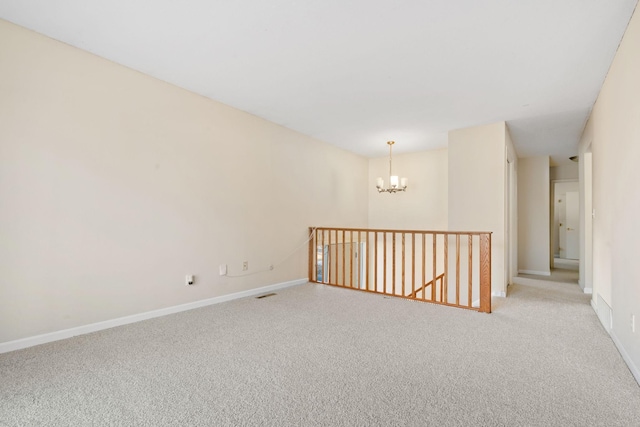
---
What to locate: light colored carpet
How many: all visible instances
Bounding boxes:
[1,281,640,426]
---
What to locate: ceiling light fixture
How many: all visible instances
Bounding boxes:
[569,156,579,162]
[376,141,407,193]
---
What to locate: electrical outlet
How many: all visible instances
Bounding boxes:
[219,264,227,276]
[242,261,248,271]
[186,275,194,286]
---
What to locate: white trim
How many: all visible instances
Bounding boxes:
[492,291,506,298]
[590,298,598,314]
[583,287,593,295]
[518,269,551,276]
[0,278,307,354]
[610,331,640,386]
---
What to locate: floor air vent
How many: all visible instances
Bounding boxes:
[256,293,276,299]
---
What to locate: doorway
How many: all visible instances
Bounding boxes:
[552,180,579,280]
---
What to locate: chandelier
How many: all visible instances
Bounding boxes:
[376,141,407,193]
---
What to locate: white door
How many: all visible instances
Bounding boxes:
[565,191,579,259]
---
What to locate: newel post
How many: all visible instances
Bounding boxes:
[479,233,492,313]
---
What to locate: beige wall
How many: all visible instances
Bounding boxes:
[578,148,593,292]
[550,163,579,181]
[0,20,368,343]
[517,157,551,275]
[448,122,507,295]
[368,149,448,230]
[578,6,640,376]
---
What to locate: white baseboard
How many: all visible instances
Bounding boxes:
[518,269,551,276]
[0,278,307,355]
[590,298,598,314]
[492,291,506,298]
[610,331,640,386]
[583,287,593,295]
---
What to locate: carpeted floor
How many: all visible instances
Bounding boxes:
[519,267,579,284]
[1,280,639,426]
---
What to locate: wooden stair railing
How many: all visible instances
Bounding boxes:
[407,273,445,300]
[309,227,492,313]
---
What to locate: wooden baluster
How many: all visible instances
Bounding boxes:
[357,231,361,289]
[411,233,415,300]
[349,230,354,288]
[309,227,315,282]
[365,231,369,291]
[394,233,405,296]
[432,233,437,301]
[317,228,321,283]
[383,232,387,294]
[342,230,346,288]
[320,229,325,283]
[456,234,460,306]
[333,230,336,284]
[374,232,378,293]
[403,234,408,297]
[327,230,333,283]
[443,234,448,303]
[422,233,426,301]
[468,234,473,308]
[392,233,396,295]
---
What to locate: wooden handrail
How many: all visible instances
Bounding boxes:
[311,226,494,236]
[407,273,445,299]
[309,227,492,313]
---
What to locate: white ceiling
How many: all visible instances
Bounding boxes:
[1,0,637,164]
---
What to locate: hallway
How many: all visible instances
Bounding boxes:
[518,267,579,285]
